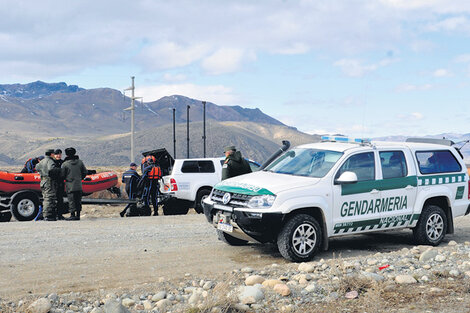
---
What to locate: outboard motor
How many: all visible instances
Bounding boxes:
[259,140,290,170]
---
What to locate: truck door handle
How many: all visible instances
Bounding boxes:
[405,185,414,190]
[370,189,379,194]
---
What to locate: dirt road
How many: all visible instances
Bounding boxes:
[1,206,470,300]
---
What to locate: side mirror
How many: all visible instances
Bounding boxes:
[335,171,358,185]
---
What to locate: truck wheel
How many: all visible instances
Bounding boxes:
[413,205,447,246]
[195,188,211,214]
[217,229,248,246]
[10,193,40,221]
[277,214,321,262]
[0,212,12,222]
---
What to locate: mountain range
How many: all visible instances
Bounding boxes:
[0,81,468,166]
[0,81,315,166]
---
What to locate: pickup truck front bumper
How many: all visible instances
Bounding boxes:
[202,200,285,243]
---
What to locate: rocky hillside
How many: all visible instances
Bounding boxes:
[0,82,284,136]
[0,121,320,167]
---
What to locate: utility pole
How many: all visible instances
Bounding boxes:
[186,105,190,158]
[202,101,206,157]
[172,107,176,159]
[123,76,142,162]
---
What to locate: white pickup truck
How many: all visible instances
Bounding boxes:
[161,157,260,215]
[203,136,470,262]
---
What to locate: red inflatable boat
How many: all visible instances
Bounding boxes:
[0,171,118,195]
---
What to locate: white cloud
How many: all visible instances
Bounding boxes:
[139,42,210,70]
[455,54,470,63]
[333,58,393,77]
[163,73,187,82]
[427,16,470,32]
[397,112,424,120]
[136,83,239,105]
[432,69,452,77]
[395,84,433,92]
[201,48,256,75]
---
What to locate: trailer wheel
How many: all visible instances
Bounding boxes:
[0,212,12,222]
[10,193,40,221]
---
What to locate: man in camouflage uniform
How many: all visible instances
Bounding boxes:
[221,145,252,180]
[35,149,59,221]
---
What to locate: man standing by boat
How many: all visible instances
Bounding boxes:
[61,147,87,221]
[35,149,59,221]
[52,149,66,220]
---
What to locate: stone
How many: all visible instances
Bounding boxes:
[448,240,457,246]
[273,283,291,296]
[90,308,103,313]
[151,291,166,302]
[27,298,52,313]
[48,293,59,302]
[449,270,460,277]
[345,290,358,299]
[245,275,265,286]
[262,279,283,289]
[143,300,153,310]
[189,292,202,305]
[239,285,264,304]
[361,271,385,282]
[203,281,215,290]
[121,298,135,307]
[419,248,438,262]
[304,283,318,293]
[395,275,417,284]
[298,262,315,272]
[435,255,447,262]
[156,299,171,310]
[241,267,254,273]
[103,298,131,313]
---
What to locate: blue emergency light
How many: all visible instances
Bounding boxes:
[321,136,370,144]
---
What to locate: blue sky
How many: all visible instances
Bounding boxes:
[2,0,470,137]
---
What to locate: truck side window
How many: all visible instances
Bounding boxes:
[181,161,199,173]
[336,152,375,182]
[380,151,407,179]
[198,161,215,173]
[416,150,462,174]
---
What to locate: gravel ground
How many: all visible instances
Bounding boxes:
[1,206,470,312]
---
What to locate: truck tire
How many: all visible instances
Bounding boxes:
[10,193,40,221]
[0,211,12,222]
[195,188,211,214]
[162,198,190,215]
[277,214,321,262]
[217,229,248,246]
[413,204,447,246]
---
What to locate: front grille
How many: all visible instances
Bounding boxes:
[211,189,252,207]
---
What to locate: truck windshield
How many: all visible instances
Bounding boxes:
[264,148,343,178]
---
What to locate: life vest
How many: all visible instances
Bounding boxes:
[141,155,156,164]
[148,166,162,180]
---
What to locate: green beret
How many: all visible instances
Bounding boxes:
[224,145,236,153]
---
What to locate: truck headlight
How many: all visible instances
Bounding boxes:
[247,195,276,208]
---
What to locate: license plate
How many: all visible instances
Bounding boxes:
[214,204,233,212]
[217,222,233,232]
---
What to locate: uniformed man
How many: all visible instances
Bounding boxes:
[221,145,252,180]
[120,162,141,217]
[61,147,87,221]
[52,149,66,220]
[35,149,59,221]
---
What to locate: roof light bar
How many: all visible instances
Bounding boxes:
[321,136,370,144]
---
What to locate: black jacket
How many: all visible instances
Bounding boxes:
[221,151,252,180]
[122,169,140,199]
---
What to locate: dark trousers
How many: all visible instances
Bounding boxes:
[67,191,82,214]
